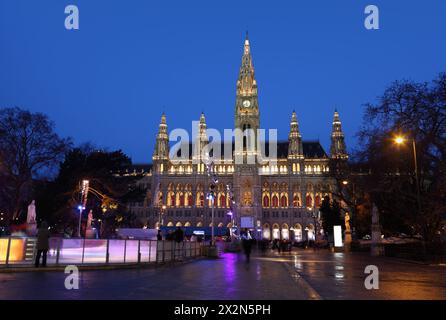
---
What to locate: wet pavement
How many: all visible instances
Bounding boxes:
[1,249,445,300]
[0,252,308,300]
[276,250,446,300]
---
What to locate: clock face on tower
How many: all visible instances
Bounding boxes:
[242,100,251,108]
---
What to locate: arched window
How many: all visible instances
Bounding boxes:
[272,224,280,240]
[179,193,184,207]
[219,194,226,208]
[293,194,299,207]
[188,194,193,207]
[263,224,271,240]
[157,191,163,206]
[263,194,270,208]
[169,192,175,207]
[200,194,204,207]
[272,194,279,208]
[315,195,321,207]
[306,194,312,207]
[280,195,287,208]
[281,224,289,240]
[293,224,302,242]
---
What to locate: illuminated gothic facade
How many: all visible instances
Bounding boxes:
[130,35,348,241]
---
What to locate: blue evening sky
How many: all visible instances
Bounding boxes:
[1,0,445,163]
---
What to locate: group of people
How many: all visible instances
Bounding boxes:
[157,227,184,242]
[157,228,204,243]
[271,239,293,253]
[239,232,297,264]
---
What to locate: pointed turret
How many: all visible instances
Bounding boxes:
[288,111,303,160]
[193,112,209,162]
[153,113,169,162]
[330,110,348,159]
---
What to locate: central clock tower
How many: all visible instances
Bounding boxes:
[235,33,260,139]
[233,33,262,233]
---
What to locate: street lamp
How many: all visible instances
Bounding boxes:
[207,187,216,245]
[158,204,166,228]
[78,180,89,238]
[162,205,166,226]
[226,183,237,238]
[205,161,218,246]
[307,206,318,248]
[393,135,422,217]
[341,180,356,229]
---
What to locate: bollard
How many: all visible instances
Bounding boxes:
[106,239,110,264]
[137,240,141,264]
[5,237,11,267]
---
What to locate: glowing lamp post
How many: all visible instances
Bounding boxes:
[206,162,218,245]
[393,135,421,218]
[207,190,215,245]
[77,180,89,238]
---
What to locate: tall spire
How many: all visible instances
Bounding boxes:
[198,112,208,143]
[237,33,257,97]
[234,33,260,146]
[288,111,303,159]
[153,113,169,161]
[330,110,348,159]
[193,113,208,162]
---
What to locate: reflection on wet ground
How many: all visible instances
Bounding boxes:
[1,249,445,300]
[0,252,308,300]
[277,250,446,300]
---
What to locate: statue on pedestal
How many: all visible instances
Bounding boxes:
[87,210,93,230]
[26,200,37,236]
[85,210,95,239]
[344,212,352,252]
[27,200,37,224]
[344,212,351,233]
[371,202,384,256]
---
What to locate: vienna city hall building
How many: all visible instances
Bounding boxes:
[130,36,348,242]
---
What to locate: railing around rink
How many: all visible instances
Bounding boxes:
[0,237,206,267]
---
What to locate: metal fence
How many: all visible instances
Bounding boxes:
[0,237,205,267]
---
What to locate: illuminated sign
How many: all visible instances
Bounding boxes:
[334,225,343,247]
[0,239,25,262]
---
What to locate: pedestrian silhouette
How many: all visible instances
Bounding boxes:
[174,227,184,259]
[35,221,50,268]
[241,229,253,263]
[174,227,184,243]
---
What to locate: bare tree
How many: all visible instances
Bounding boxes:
[0,107,71,223]
[355,73,446,241]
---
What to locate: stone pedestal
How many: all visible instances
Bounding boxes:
[85,228,96,239]
[370,203,384,256]
[371,224,383,256]
[26,223,37,236]
[344,231,352,253]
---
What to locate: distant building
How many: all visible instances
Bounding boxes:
[128,35,348,241]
